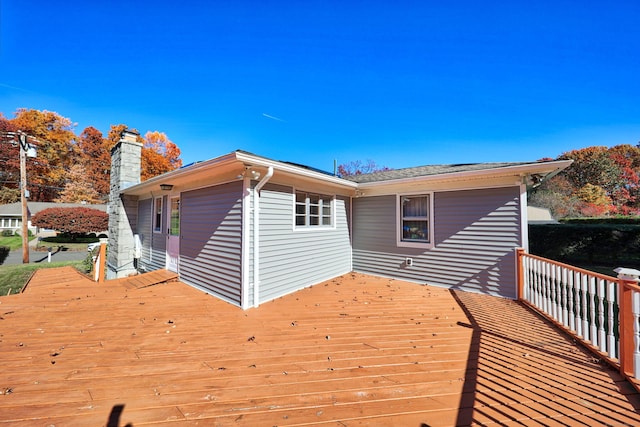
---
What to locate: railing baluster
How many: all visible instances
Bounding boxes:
[606,280,617,359]
[582,274,590,341]
[544,262,551,314]
[554,265,561,322]
[597,278,606,353]
[633,291,640,378]
[549,262,557,321]
[561,266,568,327]
[589,276,598,346]
[531,259,540,307]
[575,271,583,338]
[568,269,575,332]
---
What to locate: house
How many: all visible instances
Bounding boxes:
[527,205,559,224]
[0,201,107,235]
[108,130,571,308]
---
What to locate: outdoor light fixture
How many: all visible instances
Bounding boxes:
[159,184,174,191]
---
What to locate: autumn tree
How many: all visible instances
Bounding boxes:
[0,116,20,198]
[55,164,102,204]
[107,124,129,147]
[338,159,390,177]
[141,131,182,181]
[529,175,582,218]
[75,126,111,198]
[531,144,640,217]
[608,144,640,212]
[558,147,623,197]
[31,207,108,239]
[0,187,19,204]
[7,109,76,201]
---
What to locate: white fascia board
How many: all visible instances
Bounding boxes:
[357,160,573,190]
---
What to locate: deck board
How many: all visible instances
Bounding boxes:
[0,268,638,426]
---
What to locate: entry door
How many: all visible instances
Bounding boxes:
[166,196,180,272]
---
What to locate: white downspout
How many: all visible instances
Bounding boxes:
[519,180,529,253]
[253,166,274,307]
[240,177,251,309]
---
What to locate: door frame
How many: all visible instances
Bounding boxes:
[166,194,180,272]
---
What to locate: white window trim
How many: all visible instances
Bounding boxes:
[153,197,163,233]
[396,192,434,249]
[293,190,336,231]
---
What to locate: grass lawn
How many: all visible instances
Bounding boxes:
[0,235,36,251]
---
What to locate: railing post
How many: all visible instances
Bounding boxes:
[615,267,640,380]
[93,243,107,283]
[516,248,525,301]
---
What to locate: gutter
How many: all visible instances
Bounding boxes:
[253,166,274,307]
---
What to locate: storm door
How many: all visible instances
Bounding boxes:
[166,196,180,272]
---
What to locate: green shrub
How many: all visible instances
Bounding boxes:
[529,223,640,268]
[560,217,640,225]
[1,230,14,237]
[42,236,99,244]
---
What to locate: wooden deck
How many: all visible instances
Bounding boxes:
[0,267,638,426]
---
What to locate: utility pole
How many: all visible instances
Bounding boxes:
[19,134,29,263]
[1,131,38,263]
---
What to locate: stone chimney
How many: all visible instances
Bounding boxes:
[107,129,142,279]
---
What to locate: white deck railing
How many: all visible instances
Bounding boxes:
[517,249,640,385]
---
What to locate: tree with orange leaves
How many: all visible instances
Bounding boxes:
[75,126,112,199]
[5,109,76,201]
[141,131,182,181]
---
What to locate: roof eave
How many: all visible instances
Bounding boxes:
[121,151,358,196]
[356,160,573,188]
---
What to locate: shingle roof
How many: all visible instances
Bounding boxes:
[344,161,535,183]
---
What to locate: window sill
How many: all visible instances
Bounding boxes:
[397,241,433,249]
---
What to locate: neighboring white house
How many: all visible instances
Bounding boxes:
[527,205,558,224]
[0,202,107,235]
[108,130,573,308]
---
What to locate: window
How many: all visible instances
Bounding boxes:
[153,197,163,232]
[295,191,333,227]
[398,194,432,247]
[169,197,180,236]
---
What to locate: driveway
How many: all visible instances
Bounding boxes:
[0,247,88,266]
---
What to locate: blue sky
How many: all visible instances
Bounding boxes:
[1,1,639,172]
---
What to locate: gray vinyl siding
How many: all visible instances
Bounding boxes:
[137,198,152,269]
[352,187,521,298]
[257,184,351,304]
[137,197,166,272]
[179,182,244,306]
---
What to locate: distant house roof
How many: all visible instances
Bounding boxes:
[0,202,107,217]
[344,161,544,183]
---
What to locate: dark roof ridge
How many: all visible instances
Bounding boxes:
[344,160,542,183]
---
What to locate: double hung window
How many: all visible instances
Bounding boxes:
[295,191,333,227]
[153,197,163,232]
[398,194,432,247]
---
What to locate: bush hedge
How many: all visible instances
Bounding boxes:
[560,217,640,225]
[42,236,99,244]
[529,223,640,268]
